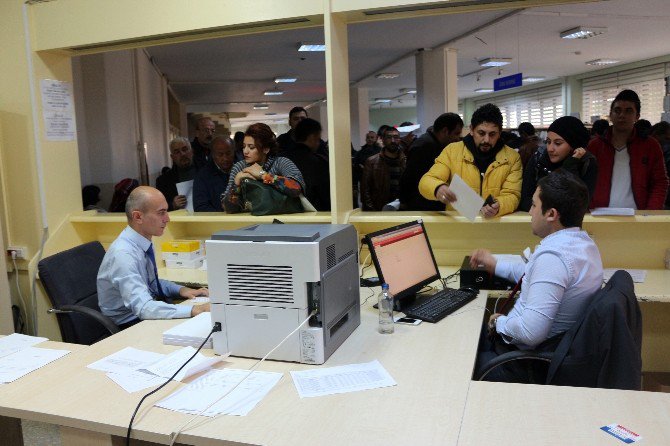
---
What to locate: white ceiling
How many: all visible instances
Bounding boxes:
[145,0,670,121]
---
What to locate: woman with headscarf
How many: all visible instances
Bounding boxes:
[519,116,598,212]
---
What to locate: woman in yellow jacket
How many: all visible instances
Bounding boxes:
[419,103,522,218]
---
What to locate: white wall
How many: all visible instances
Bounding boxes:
[73,49,169,208]
[369,107,418,133]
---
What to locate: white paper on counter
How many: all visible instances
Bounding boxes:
[87,347,165,374]
[290,360,396,398]
[0,333,48,359]
[0,347,70,383]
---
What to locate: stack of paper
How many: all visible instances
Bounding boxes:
[0,334,70,383]
[87,346,226,393]
[163,312,213,349]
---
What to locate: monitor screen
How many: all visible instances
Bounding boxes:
[365,220,441,302]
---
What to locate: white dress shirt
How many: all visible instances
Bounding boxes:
[494,227,603,349]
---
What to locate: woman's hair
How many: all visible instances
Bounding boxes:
[245,123,278,155]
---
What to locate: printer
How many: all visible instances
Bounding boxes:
[206,224,360,364]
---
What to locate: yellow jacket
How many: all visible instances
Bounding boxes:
[418,138,522,216]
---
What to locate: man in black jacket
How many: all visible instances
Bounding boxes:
[283,118,331,211]
[156,137,197,210]
[193,136,235,212]
[399,113,463,210]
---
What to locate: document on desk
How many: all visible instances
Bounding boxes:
[290,360,396,398]
[156,368,283,416]
[0,333,48,359]
[107,370,167,393]
[591,207,635,216]
[87,347,165,374]
[0,347,70,383]
[604,268,647,283]
[141,346,225,382]
[162,312,213,348]
[448,175,484,222]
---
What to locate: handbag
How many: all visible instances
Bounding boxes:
[239,178,304,216]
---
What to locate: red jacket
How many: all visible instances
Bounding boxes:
[587,128,668,210]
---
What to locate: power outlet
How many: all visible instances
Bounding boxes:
[7,246,27,259]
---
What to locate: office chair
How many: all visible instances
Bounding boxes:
[38,241,119,345]
[475,270,642,390]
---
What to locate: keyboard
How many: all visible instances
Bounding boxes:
[403,288,478,323]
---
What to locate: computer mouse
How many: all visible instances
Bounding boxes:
[459,286,478,295]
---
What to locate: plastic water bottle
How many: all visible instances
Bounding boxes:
[378,283,394,334]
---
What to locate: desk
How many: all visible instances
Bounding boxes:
[3,291,670,445]
[3,294,486,445]
[0,339,87,446]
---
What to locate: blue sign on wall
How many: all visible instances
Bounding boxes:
[494,73,522,92]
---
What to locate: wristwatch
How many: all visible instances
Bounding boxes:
[258,170,267,179]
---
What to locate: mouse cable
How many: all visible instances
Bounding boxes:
[126,322,221,446]
[168,309,317,446]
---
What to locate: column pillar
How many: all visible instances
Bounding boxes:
[349,87,369,149]
[415,48,458,129]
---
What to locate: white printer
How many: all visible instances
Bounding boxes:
[206,224,360,364]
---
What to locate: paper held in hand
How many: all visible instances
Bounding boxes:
[448,175,485,222]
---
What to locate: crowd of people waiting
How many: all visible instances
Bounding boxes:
[83,88,670,216]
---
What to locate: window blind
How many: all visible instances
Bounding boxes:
[473,84,563,128]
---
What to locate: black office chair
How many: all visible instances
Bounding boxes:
[475,270,642,390]
[38,241,119,345]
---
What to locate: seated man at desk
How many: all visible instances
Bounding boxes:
[470,170,603,381]
[97,186,210,329]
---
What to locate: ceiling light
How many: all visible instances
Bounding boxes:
[585,58,620,66]
[523,76,545,83]
[374,98,392,103]
[298,42,325,52]
[274,77,297,83]
[400,88,417,95]
[474,88,494,93]
[560,26,607,40]
[375,73,400,79]
[265,112,277,115]
[253,104,269,110]
[479,58,512,67]
[263,90,284,96]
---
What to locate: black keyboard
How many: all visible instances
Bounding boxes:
[404,288,478,323]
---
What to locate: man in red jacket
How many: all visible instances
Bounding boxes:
[587,89,668,209]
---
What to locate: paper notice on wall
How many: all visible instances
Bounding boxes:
[40,79,76,141]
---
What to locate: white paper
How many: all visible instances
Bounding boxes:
[156,368,283,417]
[190,297,210,304]
[176,180,194,212]
[40,79,76,141]
[449,175,485,222]
[87,347,165,374]
[141,346,223,382]
[198,259,207,271]
[163,312,213,348]
[290,360,396,398]
[0,347,70,383]
[0,333,48,359]
[107,370,166,393]
[604,268,647,283]
[591,207,635,216]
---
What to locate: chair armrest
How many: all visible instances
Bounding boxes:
[48,305,120,336]
[474,350,553,381]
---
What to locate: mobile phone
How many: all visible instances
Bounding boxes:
[394,316,422,325]
[484,194,497,206]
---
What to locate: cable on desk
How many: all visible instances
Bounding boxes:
[125,322,221,446]
[167,309,317,446]
[11,254,29,334]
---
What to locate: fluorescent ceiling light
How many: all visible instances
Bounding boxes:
[263,90,284,96]
[523,76,545,83]
[265,112,277,115]
[586,58,620,66]
[298,42,325,52]
[253,104,269,110]
[478,58,512,67]
[400,88,417,94]
[560,26,607,39]
[375,73,400,79]
[474,88,494,93]
[274,77,297,83]
[374,98,392,103]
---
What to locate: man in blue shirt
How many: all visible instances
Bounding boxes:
[97,186,210,329]
[471,170,603,381]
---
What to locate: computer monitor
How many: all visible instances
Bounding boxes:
[365,220,441,309]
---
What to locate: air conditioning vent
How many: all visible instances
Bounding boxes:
[338,249,355,264]
[227,264,294,304]
[326,244,336,270]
